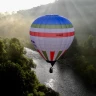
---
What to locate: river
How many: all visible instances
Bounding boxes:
[25,47,96,96]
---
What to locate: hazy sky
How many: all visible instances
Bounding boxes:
[0,0,55,13]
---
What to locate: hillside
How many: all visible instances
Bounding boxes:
[0,0,96,43]
[17,0,96,41]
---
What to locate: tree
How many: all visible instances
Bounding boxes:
[0,38,60,96]
[0,39,7,63]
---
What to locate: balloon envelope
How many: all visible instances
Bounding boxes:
[30,15,75,62]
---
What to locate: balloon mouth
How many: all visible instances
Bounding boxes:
[46,60,56,67]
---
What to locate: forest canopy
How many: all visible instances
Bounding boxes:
[58,35,96,90]
[0,38,59,96]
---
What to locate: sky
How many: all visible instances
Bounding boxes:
[0,0,55,13]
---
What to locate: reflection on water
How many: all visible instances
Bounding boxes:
[25,48,96,96]
[45,79,55,89]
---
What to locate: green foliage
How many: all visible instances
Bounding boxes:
[38,92,45,96]
[82,35,96,56]
[8,38,24,61]
[0,39,6,62]
[0,61,29,96]
[84,65,96,84]
[58,35,96,90]
[0,38,59,96]
[28,93,34,96]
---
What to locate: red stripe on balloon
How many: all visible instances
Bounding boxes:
[30,31,74,38]
[37,50,46,60]
[50,51,55,61]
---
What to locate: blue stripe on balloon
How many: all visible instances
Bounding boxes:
[32,15,72,25]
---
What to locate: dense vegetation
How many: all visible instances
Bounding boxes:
[58,35,96,90]
[0,38,59,96]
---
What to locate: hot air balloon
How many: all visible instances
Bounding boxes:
[29,15,75,73]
